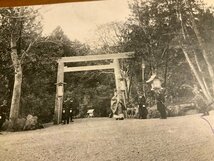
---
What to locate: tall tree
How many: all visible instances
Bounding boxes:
[126,0,214,108]
[0,7,42,121]
[175,0,214,106]
[93,0,214,108]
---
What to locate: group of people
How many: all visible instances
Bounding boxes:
[111,93,167,120]
[1,97,75,127]
[62,97,74,124]
[138,76,167,119]
[110,76,167,120]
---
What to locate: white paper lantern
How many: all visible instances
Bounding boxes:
[120,80,126,91]
[57,85,63,97]
[151,78,162,90]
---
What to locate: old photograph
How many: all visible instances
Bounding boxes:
[0,0,214,160]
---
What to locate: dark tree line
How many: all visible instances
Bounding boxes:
[1,0,214,124]
[94,0,214,109]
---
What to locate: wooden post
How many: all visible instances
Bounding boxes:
[113,58,126,106]
[142,58,145,96]
[54,61,64,125]
[113,59,122,93]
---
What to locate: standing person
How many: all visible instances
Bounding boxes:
[138,96,148,119]
[155,89,167,119]
[146,74,167,119]
[110,89,125,120]
[116,99,125,120]
[0,100,7,130]
[62,98,71,124]
[65,105,70,124]
[69,100,74,122]
[62,106,67,124]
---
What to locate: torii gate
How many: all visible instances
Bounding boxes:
[53,52,136,124]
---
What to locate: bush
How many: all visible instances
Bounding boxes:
[1,114,44,132]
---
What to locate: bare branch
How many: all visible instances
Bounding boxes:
[20,35,40,64]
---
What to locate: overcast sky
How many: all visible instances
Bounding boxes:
[39,0,214,43]
[39,0,130,43]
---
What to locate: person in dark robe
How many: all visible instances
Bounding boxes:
[62,98,73,124]
[155,89,167,119]
[0,100,7,130]
[69,100,74,122]
[138,96,148,119]
[62,106,67,124]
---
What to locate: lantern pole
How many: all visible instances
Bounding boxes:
[142,58,145,96]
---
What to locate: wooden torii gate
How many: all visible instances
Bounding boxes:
[53,52,135,124]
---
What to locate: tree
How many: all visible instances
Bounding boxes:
[20,25,92,121]
[0,7,42,122]
[173,0,214,108]
[93,0,214,110]
[126,0,214,110]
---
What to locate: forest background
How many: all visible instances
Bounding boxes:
[1,0,214,122]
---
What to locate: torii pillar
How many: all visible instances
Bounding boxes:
[113,58,128,110]
[113,59,122,92]
[54,61,65,125]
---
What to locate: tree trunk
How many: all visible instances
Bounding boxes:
[186,0,214,97]
[182,48,212,102]
[178,6,213,104]
[194,52,212,99]
[163,50,169,88]
[191,19,214,96]
[184,24,212,99]
[9,35,22,120]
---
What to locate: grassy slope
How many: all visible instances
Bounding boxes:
[0,112,214,161]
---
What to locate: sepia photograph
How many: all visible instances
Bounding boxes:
[0,0,214,160]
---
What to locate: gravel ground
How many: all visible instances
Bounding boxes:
[0,112,214,161]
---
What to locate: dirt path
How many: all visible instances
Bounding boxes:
[0,112,214,161]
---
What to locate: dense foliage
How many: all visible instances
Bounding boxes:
[1,0,214,123]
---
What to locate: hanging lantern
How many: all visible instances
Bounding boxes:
[57,85,63,97]
[120,79,126,91]
[55,82,66,97]
[141,63,145,69]
[151,78,162,90]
